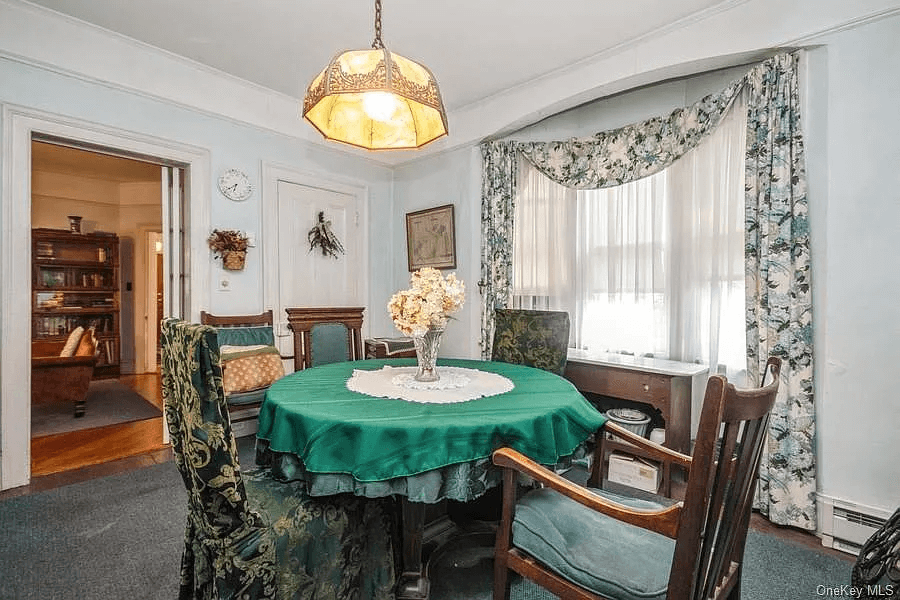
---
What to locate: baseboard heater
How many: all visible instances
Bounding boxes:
[819,495,892,556]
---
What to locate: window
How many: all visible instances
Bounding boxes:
[513,92,748,379]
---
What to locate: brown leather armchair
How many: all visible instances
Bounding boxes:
[31,337,98,418]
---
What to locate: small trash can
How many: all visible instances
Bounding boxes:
[605,407,652,438]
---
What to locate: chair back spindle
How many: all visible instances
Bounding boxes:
[673,357,781,600]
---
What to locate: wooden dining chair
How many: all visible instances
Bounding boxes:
[285,306,365,371]
[491,309,570,376]
[492,356,782,600]
[199,310,286,436]
[160,318,397,600]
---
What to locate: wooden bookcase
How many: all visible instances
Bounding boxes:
[31,228,121,378]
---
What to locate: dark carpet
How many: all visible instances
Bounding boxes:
[427,525,856,600]
[31,379,161,437]
[0,436,854,600]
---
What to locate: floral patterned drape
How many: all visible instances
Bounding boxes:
[744,53,816,530]
[479,141,519,358]
[479,51,816,529]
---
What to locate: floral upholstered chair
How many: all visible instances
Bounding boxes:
[490,309,571,376]
[160,318,397,600]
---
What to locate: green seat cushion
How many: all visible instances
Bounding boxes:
[512,487,674,600]
[216,325,275,347]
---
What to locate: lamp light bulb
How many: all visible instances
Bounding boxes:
[362,91,399,122]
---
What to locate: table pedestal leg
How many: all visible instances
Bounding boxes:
[397,497,429,600]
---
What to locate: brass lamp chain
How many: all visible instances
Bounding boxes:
[372,0,384,49]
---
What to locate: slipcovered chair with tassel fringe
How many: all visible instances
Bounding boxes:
[160,318,397,600]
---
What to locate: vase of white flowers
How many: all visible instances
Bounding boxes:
[388,267,465,382]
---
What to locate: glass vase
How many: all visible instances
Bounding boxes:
[412,327,444,382]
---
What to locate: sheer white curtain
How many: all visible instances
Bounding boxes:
[511,154,576,327]
[513,90,748,396]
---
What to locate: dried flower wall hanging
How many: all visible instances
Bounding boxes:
[207,229,250,271]
[307,211,345,259]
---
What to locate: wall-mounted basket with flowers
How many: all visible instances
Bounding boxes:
[207,229,250,271]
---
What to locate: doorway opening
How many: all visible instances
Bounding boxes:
[29,140,178,476]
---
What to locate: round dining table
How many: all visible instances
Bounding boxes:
[255,357,606,600]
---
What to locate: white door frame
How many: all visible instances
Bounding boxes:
[261,162,370,344]
[143,229,164,374]
[0,104,211,490]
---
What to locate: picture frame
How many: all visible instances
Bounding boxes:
[405,204,457,271]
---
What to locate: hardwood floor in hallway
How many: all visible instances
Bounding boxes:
[29,373,167,477]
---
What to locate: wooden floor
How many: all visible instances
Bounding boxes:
[29,373,167,477]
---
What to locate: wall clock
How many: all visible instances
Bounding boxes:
[217,168,252,202]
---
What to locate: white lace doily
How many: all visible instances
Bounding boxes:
[391,370,471,390]
[347,365,514,404]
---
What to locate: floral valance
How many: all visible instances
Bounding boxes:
[518,77,745,189]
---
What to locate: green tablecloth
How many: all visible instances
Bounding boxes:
[256,358,605,502]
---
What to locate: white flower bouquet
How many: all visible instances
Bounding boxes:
[388,267,465,337]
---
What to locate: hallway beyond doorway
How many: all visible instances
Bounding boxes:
[30,373,165,477]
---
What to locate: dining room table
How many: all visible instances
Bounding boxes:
[255,357,606,600]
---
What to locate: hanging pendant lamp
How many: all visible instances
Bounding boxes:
[302,0,448,150]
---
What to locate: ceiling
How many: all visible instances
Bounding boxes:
[32,141,162,183]
[23,0,729,114]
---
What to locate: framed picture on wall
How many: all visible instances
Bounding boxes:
[406,204,457,271]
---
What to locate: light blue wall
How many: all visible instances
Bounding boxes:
[0,57,396,335]
[390,146,482,358]
[508,64,751,142]
[804,15,900,511]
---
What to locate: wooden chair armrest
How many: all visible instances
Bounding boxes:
[493,446,682,538]
[600,422,693,469]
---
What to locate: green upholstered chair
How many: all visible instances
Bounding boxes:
[285,307,365,371]
[490,309,571,376]
[492,357,782,600]
[160,318,397,600]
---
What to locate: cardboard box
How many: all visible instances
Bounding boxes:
[608,451,660,493]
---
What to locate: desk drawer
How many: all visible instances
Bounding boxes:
[564,362,670,405]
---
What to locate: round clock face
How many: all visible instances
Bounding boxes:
[218,169,252,201]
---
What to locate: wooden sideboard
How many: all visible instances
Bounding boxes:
[563,349,708,455]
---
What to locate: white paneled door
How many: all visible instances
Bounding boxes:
[271,179,365,363]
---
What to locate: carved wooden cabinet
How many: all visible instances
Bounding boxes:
[32,228,120,378]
